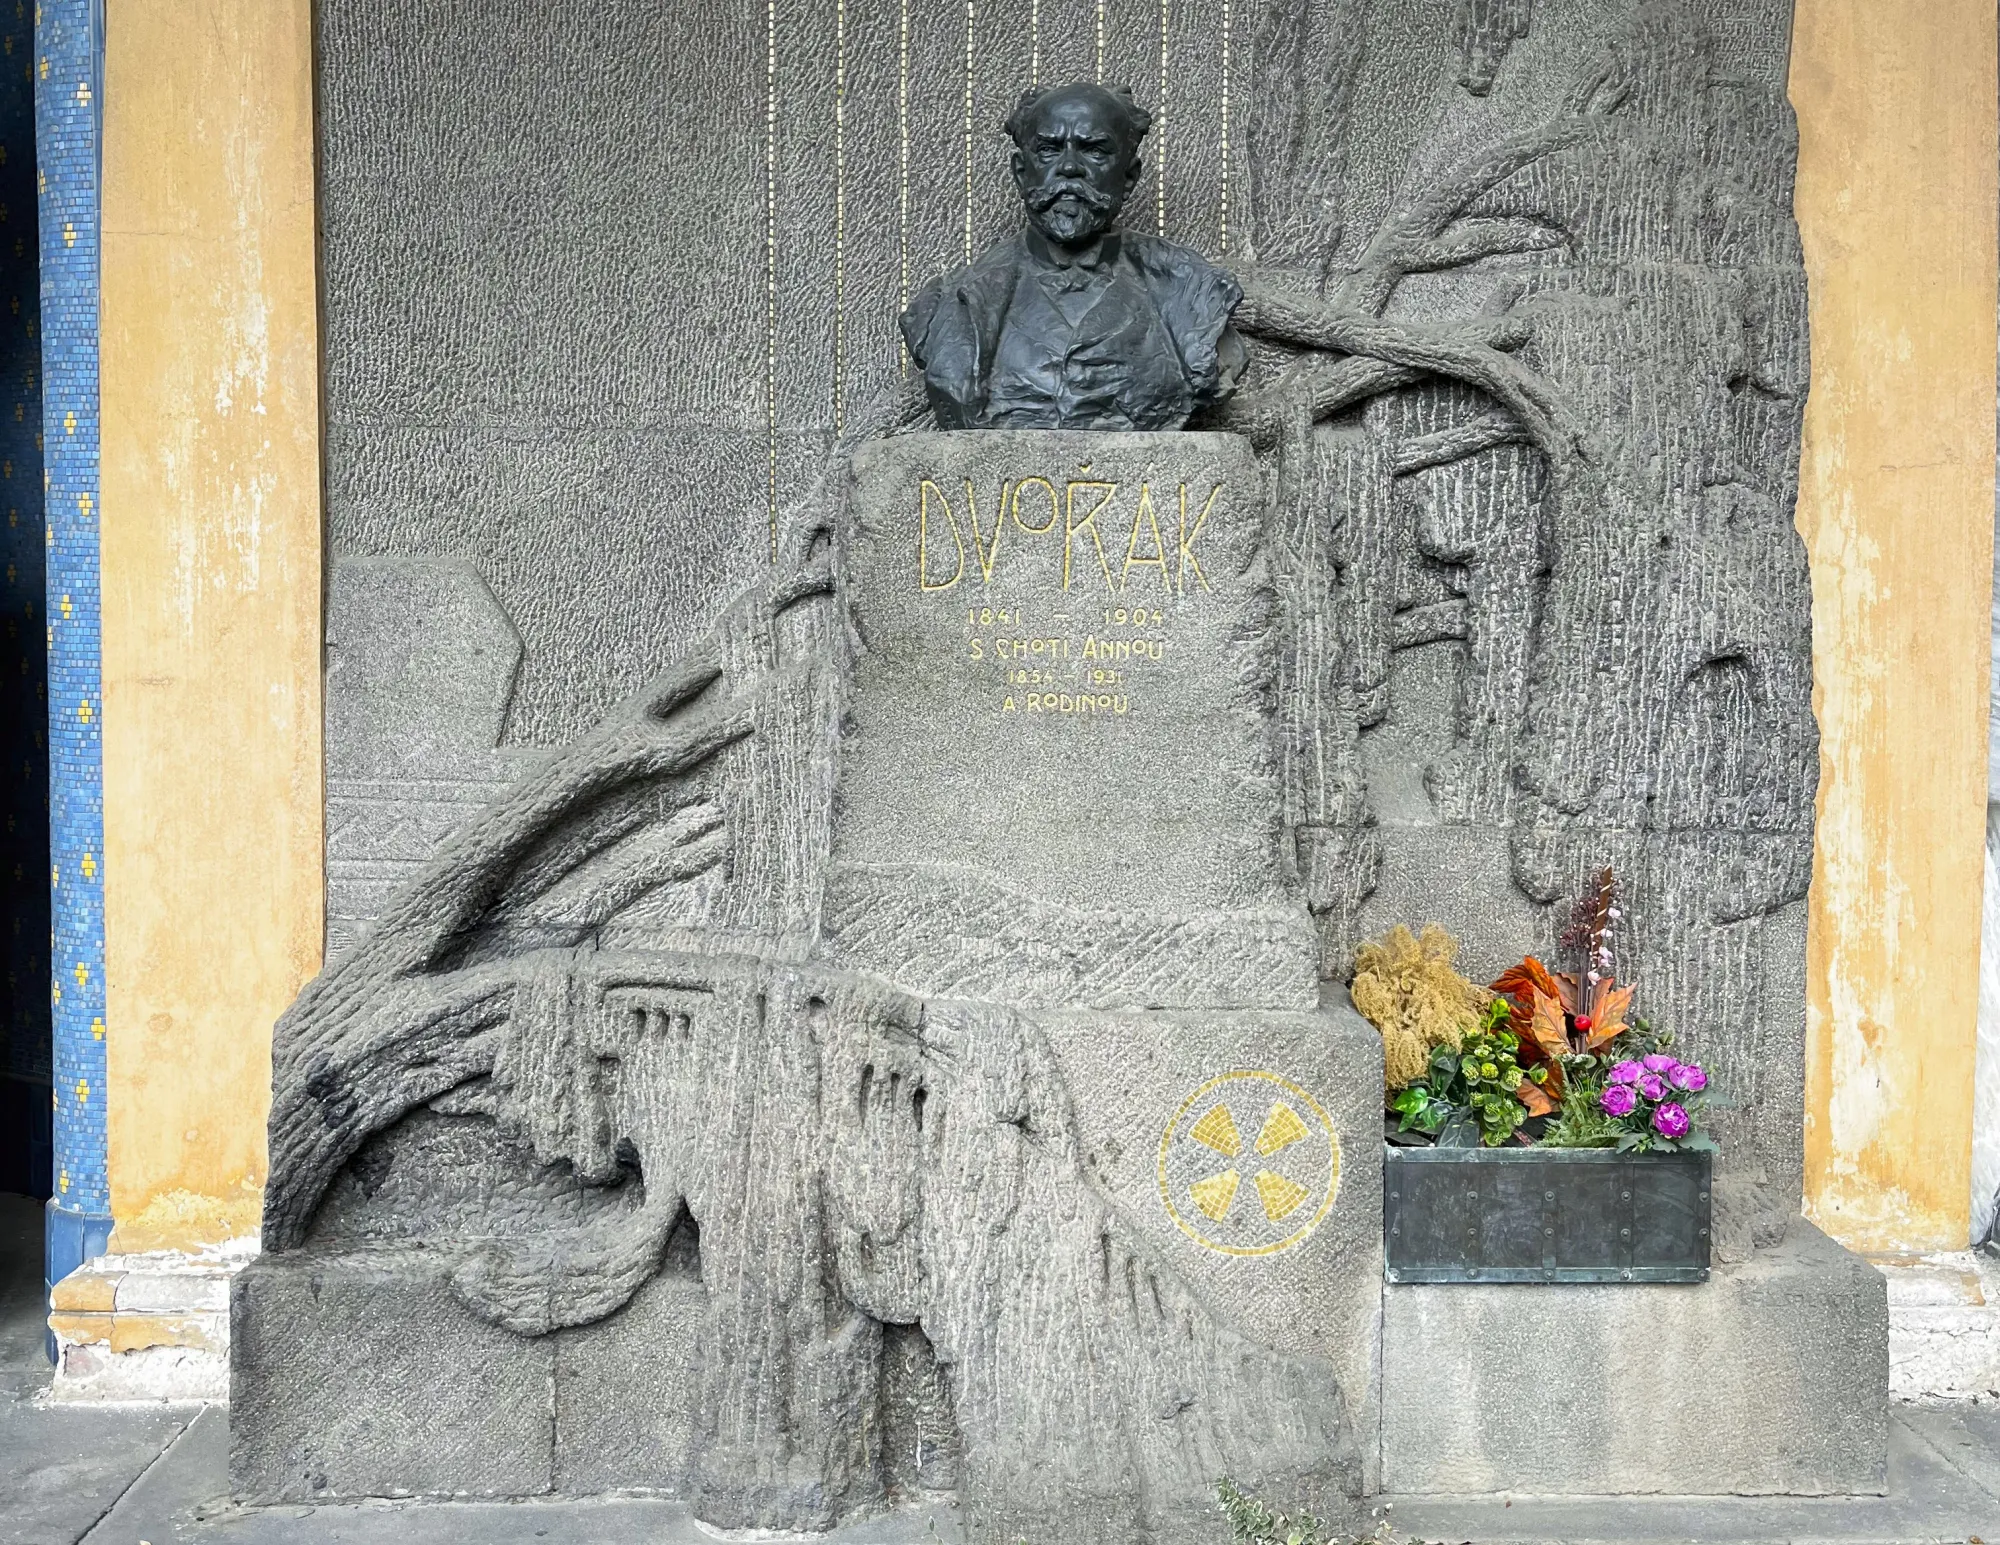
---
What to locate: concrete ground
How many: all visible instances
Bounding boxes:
[4,1194,1997,1545]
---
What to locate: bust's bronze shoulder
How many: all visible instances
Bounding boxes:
[897,82,1248,432]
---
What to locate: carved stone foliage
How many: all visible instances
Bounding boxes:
[1218,0,1813,1246]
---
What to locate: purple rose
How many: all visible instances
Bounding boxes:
[1600,1083,1639,1117]
[1637,1073,1667,1102]
[1609,1060,1643,1084]
[1643,1053,1676,1073]
[1671,1062,1708,1093]
[1653,1102,1691,1139]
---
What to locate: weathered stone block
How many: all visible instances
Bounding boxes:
[552,1243,705,1494]
[827,430,1317,1012]
[231,1250,555,1502]
[1041,992,1385,1491]
[1380,1217,1889,1496]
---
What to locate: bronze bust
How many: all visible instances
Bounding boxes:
[899,82,1248,432]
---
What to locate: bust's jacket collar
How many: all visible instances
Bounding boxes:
[1022,226,1123,272]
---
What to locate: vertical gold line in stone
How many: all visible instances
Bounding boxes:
[1096,0,1106,79]
[1219,0,1231,254]
[766,0,779,559]
[899,0,911,371]
[1156,0,1168,234]
[835,0,847,433]
[963,0,975,265]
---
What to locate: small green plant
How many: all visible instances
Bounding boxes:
[1387,997,1545,1146]
[1216,1479,1428,1545]
[1539,1078,1624,1148]
[1216,1477,1338,1545]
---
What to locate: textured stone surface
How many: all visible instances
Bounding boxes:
[323,558,547,958]
[828,430,1317,1009]
[244,552,1366,1537]
[1225,1,1816,1251]
[231,1251,556,1502]
[1040,993,1385,1490]
[316,0,1281,752]
[1380,1218,1889,1496]
[279,0,1830,1529]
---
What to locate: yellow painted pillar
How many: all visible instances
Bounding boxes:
[1793,0,1999,1253]
[98,0,322,1253]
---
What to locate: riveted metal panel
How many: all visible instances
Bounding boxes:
[1383,1146,1711,1283]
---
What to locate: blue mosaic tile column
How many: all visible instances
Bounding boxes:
[0,0,50,1197]
[37,0,106,1344]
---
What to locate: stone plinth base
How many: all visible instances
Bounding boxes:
[1380,1217,1889,1496]
[48,1239,255,1403]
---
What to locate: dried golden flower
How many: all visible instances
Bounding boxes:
[1350,923,1494,1090]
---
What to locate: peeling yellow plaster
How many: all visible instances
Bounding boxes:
[99,0,322,1254]
[1793,0,1998,1252]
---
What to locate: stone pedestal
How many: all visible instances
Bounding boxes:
[1380,1217,1890,1496]
[827,430,1317,1011]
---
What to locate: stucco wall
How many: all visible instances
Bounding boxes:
[98,0,322,1252]
[1793,0,1999,1253]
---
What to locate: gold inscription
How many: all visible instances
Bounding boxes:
[913,471,1232,721]
[912,476,1225,596]
[1062,479,1118,592]
[918,479,966,591]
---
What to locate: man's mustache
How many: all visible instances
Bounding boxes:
[1026,179,1118,216]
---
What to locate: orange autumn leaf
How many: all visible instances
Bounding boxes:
[1524,989,1569,1099]
[1526,989,1569,1062]
[1518,1080,1556,1118]
[1492,955,1564,1005]
[1493,955,1575,1047]
[1584,981,1633,1051]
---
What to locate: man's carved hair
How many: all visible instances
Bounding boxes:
[1002,82,1152,153]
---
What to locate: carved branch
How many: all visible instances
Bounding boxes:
[1393,411,1531,475]
[1404,216,1570,275]
[1221,44,1629,466]
[1234,277,1594,489]
[1338,108,1607,315]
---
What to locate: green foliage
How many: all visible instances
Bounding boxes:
[1539,1077,1622,1148]
[1453,1010,1538,1146]
[1216,1477,1339,1545]
[1386,997,1540,1146]
[1215,1478,1430,1545]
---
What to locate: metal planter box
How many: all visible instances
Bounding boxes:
[1384,1145,1712,1284]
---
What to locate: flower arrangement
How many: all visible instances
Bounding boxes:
[1358,868,1716,1153]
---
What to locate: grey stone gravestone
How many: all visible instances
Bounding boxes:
[829,430,1318,1009]
[235,429,1384,1540]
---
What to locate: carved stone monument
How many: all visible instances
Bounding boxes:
[247,0,1888,1534]
[234,420,1384,1535]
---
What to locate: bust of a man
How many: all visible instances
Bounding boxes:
[899,82,1247,431]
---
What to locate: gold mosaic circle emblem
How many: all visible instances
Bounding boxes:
[1157,1071,1341,1257]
